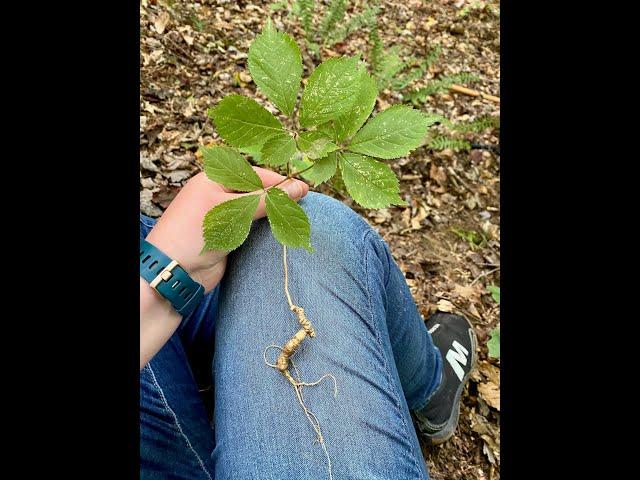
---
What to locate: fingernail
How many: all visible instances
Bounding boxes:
[281,180,302,199]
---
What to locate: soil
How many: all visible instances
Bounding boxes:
[140,1,500,478]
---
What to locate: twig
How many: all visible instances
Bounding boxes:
[450,84,500,103]
[470,266,500,286]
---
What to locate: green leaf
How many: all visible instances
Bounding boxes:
[300,56,363,127]
[248,21,302,115]
[302,152,337,186]
[202,194,261,251]
[291,155,312,173]
[208,95,283,148]
[315,122,338,142]
[334,69,377,142]
[261,132,297,167]
[265,188,313,251]
[201,146,264,192]
[487,285,501,304]
[238,144,264,164]
[297,131,338,160]
[348,104,434,159]
[487,328,500,359]
[338,152,405,208]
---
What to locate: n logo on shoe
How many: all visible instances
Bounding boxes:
[446,341,469,381]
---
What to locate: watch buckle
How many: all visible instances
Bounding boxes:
[150,260,180,289]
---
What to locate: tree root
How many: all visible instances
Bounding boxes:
[263,245,337,480]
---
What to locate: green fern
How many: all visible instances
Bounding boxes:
[391,46,441,91]
[428,136,472,152]
[368,25,384,75]
[374,47,407,89]
[453,115,500,134]
[269,0,290,12]
[297,0,315,40]
[319,0,348,41]
[326,3,380,47]
[404,72,480,105]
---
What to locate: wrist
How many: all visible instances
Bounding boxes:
[140,277,181,325]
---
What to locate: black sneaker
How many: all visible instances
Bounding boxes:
[413,312,478,445]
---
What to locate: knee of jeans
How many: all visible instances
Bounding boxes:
[299,192,376,257]
[242,192,385,273]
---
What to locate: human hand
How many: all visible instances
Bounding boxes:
[145,169,309,293]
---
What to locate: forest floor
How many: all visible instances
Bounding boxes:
[140,1,500,479]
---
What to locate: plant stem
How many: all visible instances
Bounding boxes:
[266,164,316,192]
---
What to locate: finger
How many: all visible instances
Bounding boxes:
[253,166,290,188]
[227,177,308,220]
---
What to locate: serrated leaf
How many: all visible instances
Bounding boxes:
[338,152,405,208]
[238,144,264,164]
[265,188,313,251]
[487,285,501,304]
[334,69,377,142]
[348,104,434,159]
[248,21,302,115]
[302,152,337,186]
[261,132,297,167]
[300,56,363,127]
[315,122,338,142]
[297,131,338,160]
[291,155,312,173]
[201,146,264,192]
[202,194,261,251]
[208,95,283,148]
[487,328,500,359]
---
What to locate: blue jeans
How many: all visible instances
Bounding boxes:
[140,192,443,479]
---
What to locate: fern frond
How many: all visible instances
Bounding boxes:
[374,47,407,89]
[368,23,384,74]
[319,0,347,43]
[296,0,315,39]
[452,115,500,134]
[391,46,442,91]
[428,136,471,152]
[326,3,380,46]
[404,72,480,105]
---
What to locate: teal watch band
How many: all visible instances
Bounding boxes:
[140,239,204,317]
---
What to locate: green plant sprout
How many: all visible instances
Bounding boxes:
[200,20,436,254]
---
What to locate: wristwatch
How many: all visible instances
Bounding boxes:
[140,239,204,317]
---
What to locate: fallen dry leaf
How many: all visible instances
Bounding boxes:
[436,299,455,313]
[411,206,429,229]
[154,12,170,34]
[453,283,483,302]
[429,163,448,186]
[477,382,500,411]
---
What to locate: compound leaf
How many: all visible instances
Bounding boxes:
[208,95,283,148]
[202,194,261,251]
[339,152,405,208]
[248,21,302,115]
[265,188,313,251]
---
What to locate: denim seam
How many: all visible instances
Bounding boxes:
[146,364,213,480]
[140,215,156,229]
[363,230,424,480]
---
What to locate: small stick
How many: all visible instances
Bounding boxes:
[449,84,500,103]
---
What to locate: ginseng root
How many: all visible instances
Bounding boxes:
[263,246,337,480]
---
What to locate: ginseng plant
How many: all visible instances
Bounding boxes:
[200,20,436,478]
